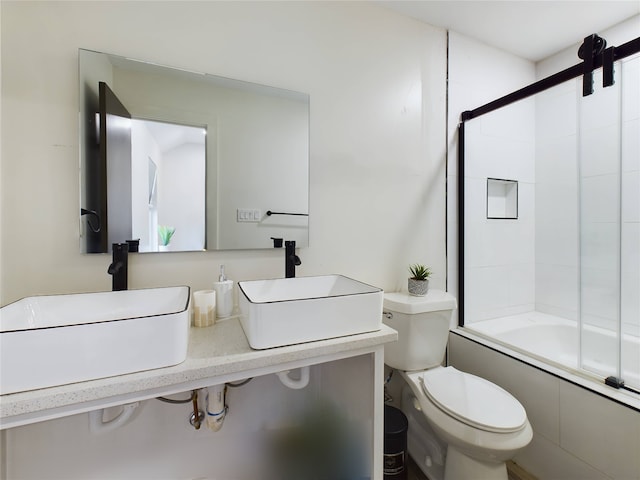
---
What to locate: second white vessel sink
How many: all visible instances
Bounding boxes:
[238,275,383,349]
[0,286,190,395]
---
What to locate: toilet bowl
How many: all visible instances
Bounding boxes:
[383,291,532,480]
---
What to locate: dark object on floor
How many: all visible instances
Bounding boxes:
[384,405,409,479]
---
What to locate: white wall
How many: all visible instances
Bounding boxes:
[159,142,206,252]
[0,1,447,304]
[131,119,161,252]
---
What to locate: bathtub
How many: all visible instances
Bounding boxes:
[447,322,640,480]
[463,312,640,391]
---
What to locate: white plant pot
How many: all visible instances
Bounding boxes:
[408,278,429,296]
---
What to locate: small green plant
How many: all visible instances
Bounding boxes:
[409,264,432,281]
[158,225,176,246]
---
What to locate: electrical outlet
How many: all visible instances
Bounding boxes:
[237,208,262,222]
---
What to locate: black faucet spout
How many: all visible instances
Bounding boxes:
[108,243,129,291]
[284,240,301,278]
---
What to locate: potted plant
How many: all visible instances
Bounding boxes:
[408,264,432,296]
[158,225,176,251]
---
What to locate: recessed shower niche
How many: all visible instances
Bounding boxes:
[486,178,518,219]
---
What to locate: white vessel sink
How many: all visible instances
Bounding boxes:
[0,286,190,395]
[238,275,383,349]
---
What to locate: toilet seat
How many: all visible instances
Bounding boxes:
[421,367,527,433]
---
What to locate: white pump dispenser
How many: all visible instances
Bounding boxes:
[213,265,233,318]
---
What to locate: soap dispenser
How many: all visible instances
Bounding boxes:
[214,265,234,318]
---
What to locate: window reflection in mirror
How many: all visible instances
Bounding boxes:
[79,49,309,253]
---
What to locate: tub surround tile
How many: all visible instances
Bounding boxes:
[580,124,621,178]
[535,182,579,229]
[581,174,621,223]
[621,231,640,333]
[580,266,621,328]
[535,302,578,322]
[535,264,579,317]
[507,263,536,307]
[535,220,579,267]
[535,134,578,184]
[622,171,640,222]
[515,434,611,480]
[559,381,640,480]
[622,119,640,172]
[481,96,535,143]
[535,87,577,141]
[580,222,619,272]
[621,56,640,122]
[622,223,640,272]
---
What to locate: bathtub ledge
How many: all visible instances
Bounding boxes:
[451,327,640,412]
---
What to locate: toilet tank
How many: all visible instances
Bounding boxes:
[383,290,457,371]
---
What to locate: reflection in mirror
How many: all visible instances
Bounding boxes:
[132,119,206,252]
[79,49,309,253]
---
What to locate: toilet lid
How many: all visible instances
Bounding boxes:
[420,367,527,433]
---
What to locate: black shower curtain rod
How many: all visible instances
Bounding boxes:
[460,35,640,123]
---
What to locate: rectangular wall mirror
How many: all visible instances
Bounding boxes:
[79,49,310,253]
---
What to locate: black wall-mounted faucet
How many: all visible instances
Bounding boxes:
[108,243,129,291]
[285,240,301,278]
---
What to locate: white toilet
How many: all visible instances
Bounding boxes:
[383,290,532,480]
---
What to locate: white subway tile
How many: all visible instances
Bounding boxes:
[622,119,640,172]
[622,170,639,222]
[581,174,620,223]
[580,124,621,177]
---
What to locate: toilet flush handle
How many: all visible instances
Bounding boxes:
[412,396,422,412]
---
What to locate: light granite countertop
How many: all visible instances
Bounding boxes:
[0,318,397,429]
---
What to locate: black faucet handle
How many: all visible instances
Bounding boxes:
[284,240,300,278]
[109,243,129,291]
[126,239,140,253]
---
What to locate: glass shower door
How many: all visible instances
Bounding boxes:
[619,54,640,391]
[578,54,640,391]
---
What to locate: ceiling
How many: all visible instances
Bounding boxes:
[375,1,640,62]
[143,120,205,153]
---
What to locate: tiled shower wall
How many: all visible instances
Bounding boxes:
[463,102,536,324]
[459,36,639,339]
[534,79,579,321]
